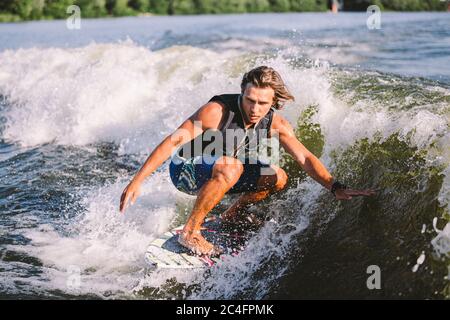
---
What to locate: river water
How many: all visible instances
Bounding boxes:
[0,12,449,299]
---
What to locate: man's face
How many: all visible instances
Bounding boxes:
[241,84,275,126]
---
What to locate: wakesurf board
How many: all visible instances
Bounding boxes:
[145,217,253,270]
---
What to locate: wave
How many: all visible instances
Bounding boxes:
[0,41,449,299]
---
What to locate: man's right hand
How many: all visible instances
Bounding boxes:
[119,180,141,213]
[118,101,223,214]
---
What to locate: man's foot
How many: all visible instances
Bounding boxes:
[178,230,222,257]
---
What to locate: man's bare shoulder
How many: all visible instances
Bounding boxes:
[271,113,293,132]
[191,101,227,130]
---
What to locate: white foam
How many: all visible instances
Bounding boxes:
[189,180,319,300]
[2,41,449,298]
[11,171,186,297]
[0,41,240,153]
[432,220,450,258]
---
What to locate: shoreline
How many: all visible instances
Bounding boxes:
[0,9,448,24]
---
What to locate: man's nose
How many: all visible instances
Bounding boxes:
[250,104,259,113]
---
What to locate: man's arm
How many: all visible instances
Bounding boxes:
[271,114,375,200]
[119,102,225,212]
[272,113,333,190]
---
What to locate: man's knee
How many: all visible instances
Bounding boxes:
[212,156,244,186]
[257,165,288,192]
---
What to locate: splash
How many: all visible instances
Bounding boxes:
[1,39,449,299]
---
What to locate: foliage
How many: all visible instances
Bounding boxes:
[0,0,446,22]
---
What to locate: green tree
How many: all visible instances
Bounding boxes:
[74,0,107,17]
[246,0,271,12]
[290,0,319,11]
[2,0,33,18]
[114,0,136,15]
[315,0,328,11]
[343,0,373,11]
[173,0,195,14]
[128,0,149,11]
[344,0,446,11]
[269,0,291,12]
[216,0,247,13]
[43,0,74,19]
[149,0,171,14]
[382,0,411,11]
[378,0,445,11]
[0,0,446,21]
[29,0,45,19]
[193,0,214,14]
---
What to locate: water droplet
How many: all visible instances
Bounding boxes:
[416,251,425,265]
[421,224,426,233]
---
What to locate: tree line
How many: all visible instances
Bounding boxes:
[0,0,447,22]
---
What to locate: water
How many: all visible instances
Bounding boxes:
[0,12,449,299]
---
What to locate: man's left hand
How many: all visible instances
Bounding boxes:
[334,188,377,200]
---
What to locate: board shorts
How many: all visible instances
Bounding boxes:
[169,154,272,195]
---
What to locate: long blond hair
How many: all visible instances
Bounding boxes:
[241,66,295,110]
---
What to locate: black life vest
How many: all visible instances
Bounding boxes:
[176,94,275,159]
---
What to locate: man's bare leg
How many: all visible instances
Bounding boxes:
[179,156,244,256]
[221,165,288,224]
[220,190,271,223]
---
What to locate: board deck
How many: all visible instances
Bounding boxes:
[145,217,252,269]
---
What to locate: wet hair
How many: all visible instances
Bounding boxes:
[240,66,295,109]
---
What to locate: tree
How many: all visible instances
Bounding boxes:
[128,0,149,12]
[1,0,36,19]
[0,0,446,21]
[269,0,291,12]
[246,0,271,12]
[149,0,171,14]
[74,0,107,17]
[290,0,321,11]
[43,0,74,19]
[425,0,447,10]
[343,0,373,11]
[172,0,195,14]
[193,0,214,14]
[315,0,328,11]
[216,0,247,13]
[117,0,135,15]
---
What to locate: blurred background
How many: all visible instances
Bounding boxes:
[0,0,448,22]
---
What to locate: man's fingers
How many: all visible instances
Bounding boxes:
[120,193,130,213]
[131,192,138,205]
[336,188,377,200]
[346,189,377,196]
[120,186,129,205]
[119,183,141,213]
[336,194,352,200]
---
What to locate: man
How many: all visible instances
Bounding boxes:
[119,66,375,256]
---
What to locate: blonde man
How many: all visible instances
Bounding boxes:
[120,66,375,256]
